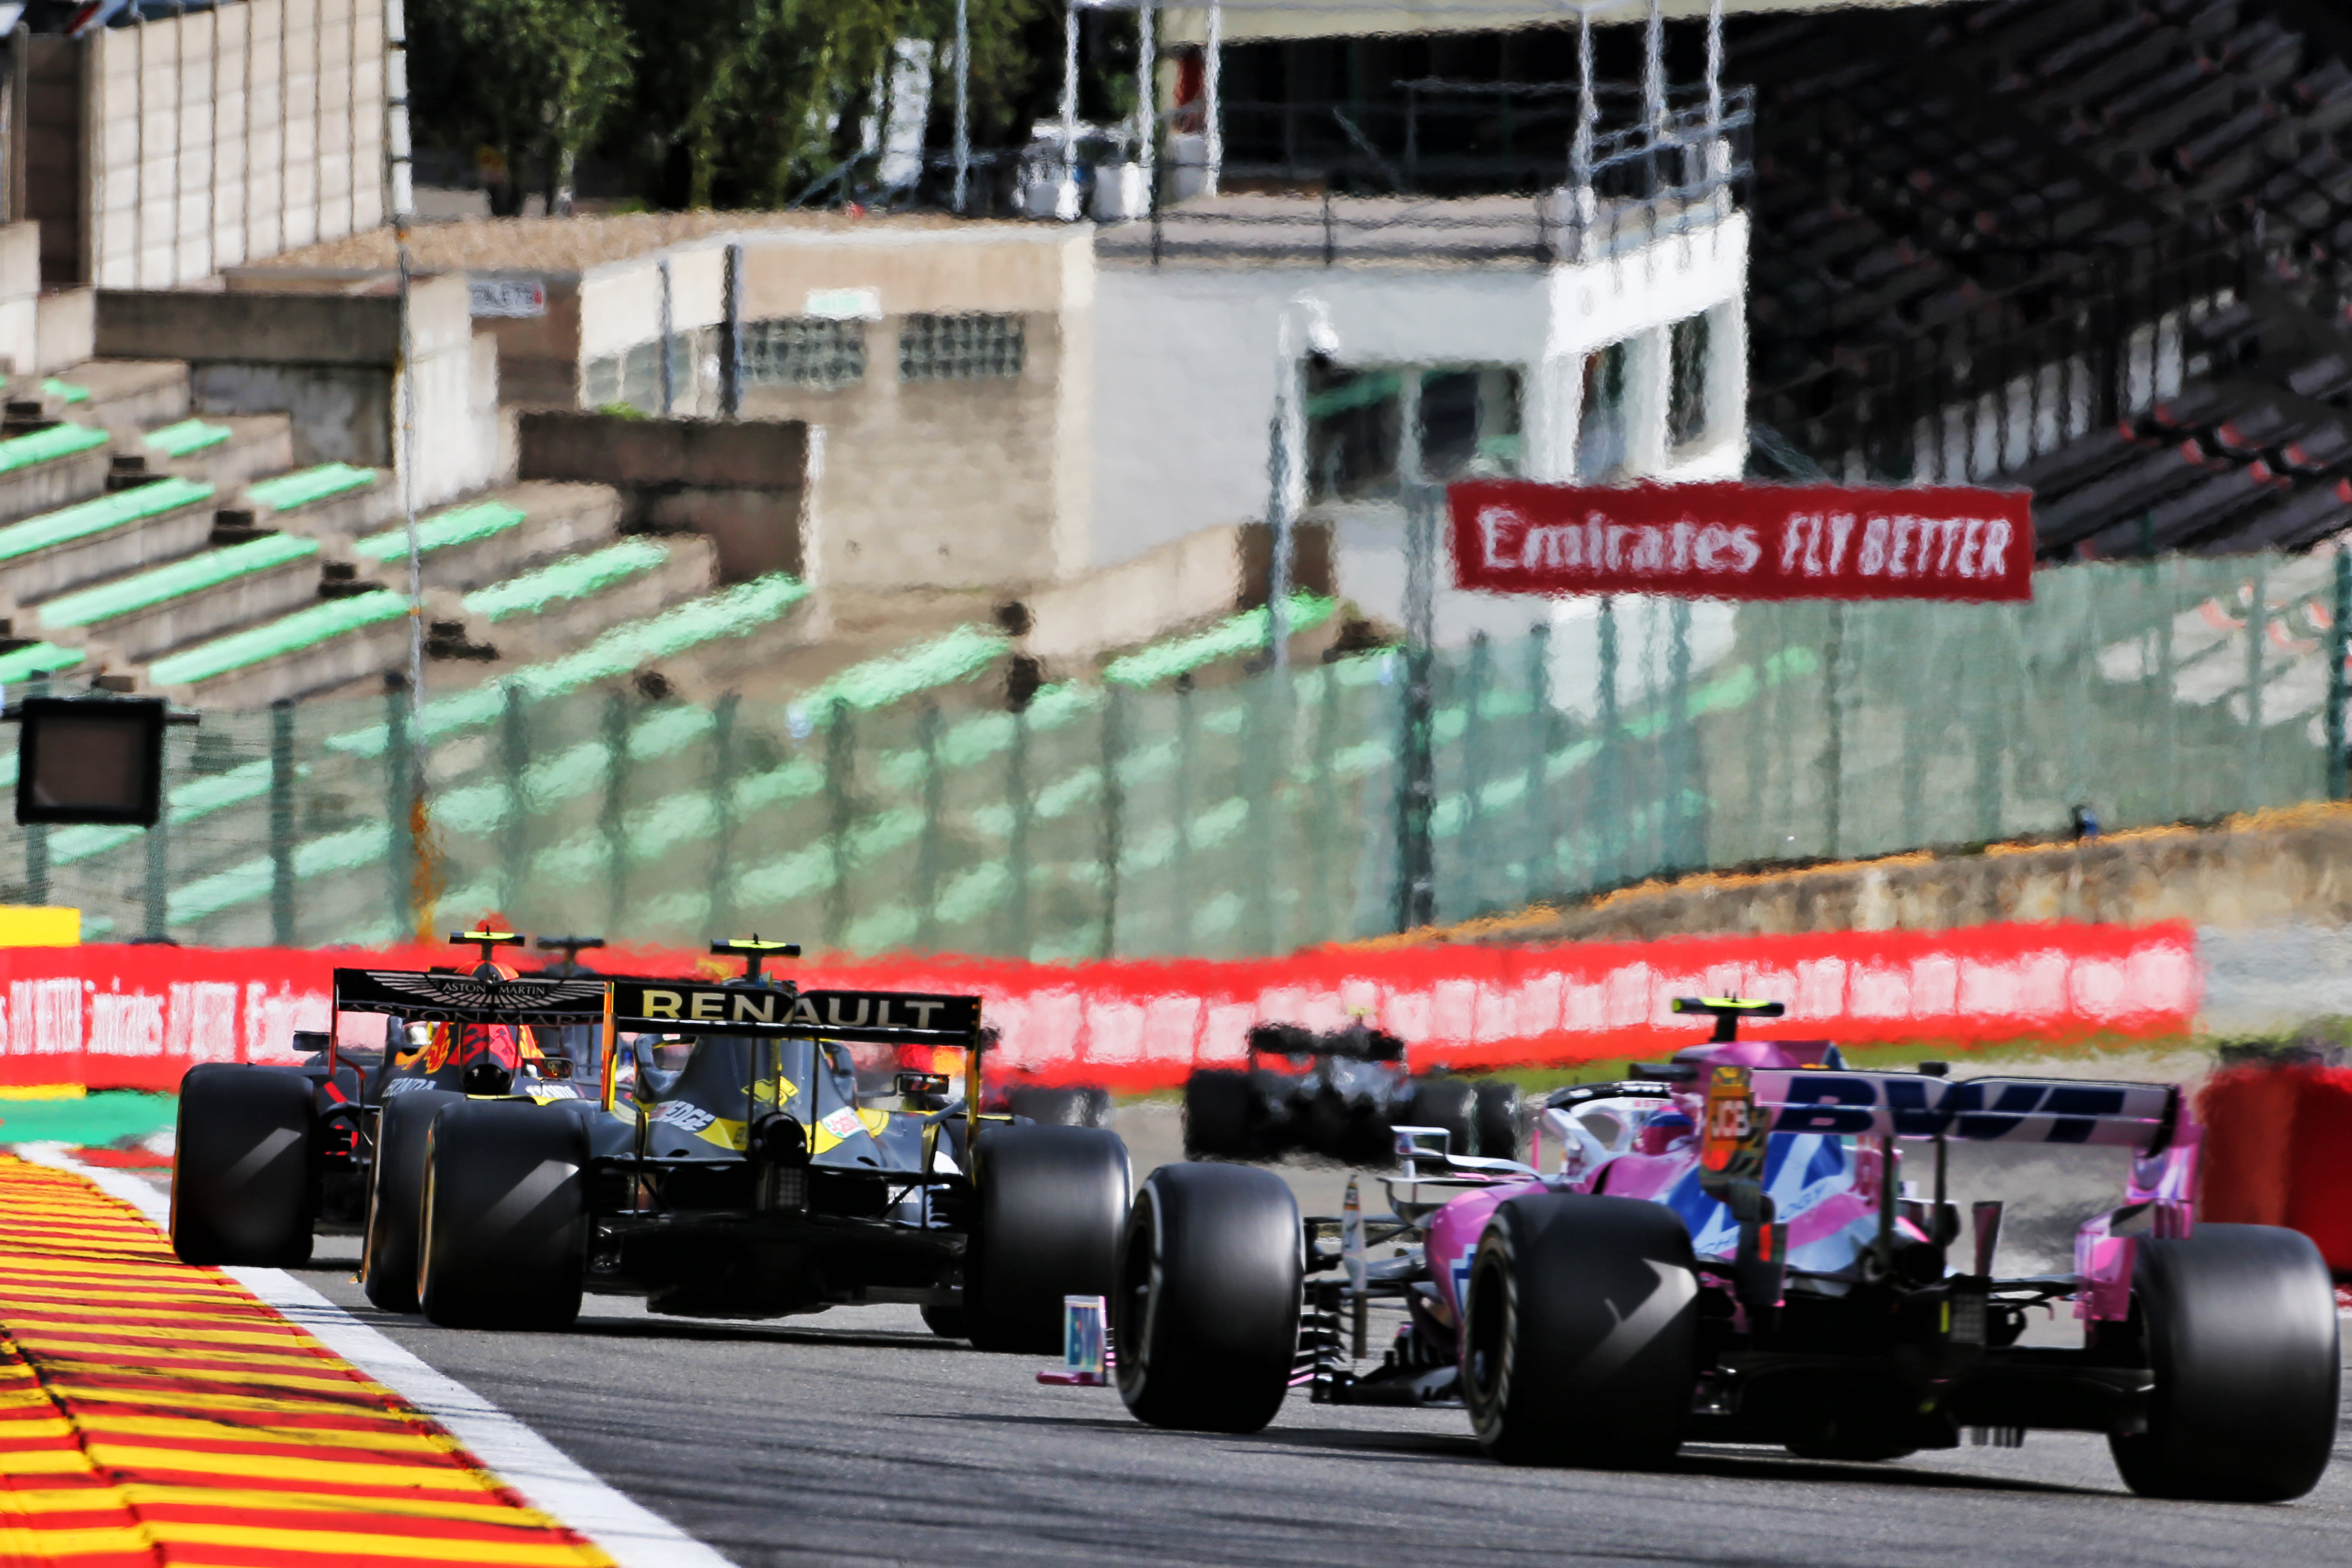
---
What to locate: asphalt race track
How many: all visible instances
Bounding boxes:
[147,1107,2352,1568]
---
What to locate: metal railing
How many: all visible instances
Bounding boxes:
[15,550,2352,956]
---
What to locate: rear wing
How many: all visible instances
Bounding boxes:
[608,982,981,1046]
[333,968,612,1025]
[1247,1022,1404,1063]
[1756,1070,2180,1154]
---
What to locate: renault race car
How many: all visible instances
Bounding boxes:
[331,944,1127,1345]
[1112,998,2342,1502]
[1183,1020,1519,1165]
[169,928,606,1270]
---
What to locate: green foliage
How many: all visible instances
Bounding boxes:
[416,0,635,213]
[415,0,1046,211]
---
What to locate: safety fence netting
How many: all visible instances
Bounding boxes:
[5,550,2342,956]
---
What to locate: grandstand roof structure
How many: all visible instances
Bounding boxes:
[1151,0,1941,46]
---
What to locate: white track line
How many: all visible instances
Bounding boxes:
[15,1144,738,1568]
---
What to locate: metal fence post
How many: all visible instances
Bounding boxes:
[1597,596,1624,884]
[1823,603,1847,858]
[1098,687,1126,959]
[2244,567,2269,808]
[915,703,944,951]
[498,683,528,917]
[2330,551,2351,801]
[709,692,739,933]
[823,698,854,951]
[601,691,630,934]
[1394,484,1439,930]
[385,681,413,932]
[1666,598,1697,872]
[1458,632,1493,919]
[269,698,296,945]
[1523,621,1552,905]
[1005,705,1033,960]
[142,731,170,941]
[1308,664,1344,943]
[1246,668,1286,955]
[1174,676,1197,950]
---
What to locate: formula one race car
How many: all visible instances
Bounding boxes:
[1182,1020,1519,1165]
[169,928,602,1269]
[352,941,1126,1345]
[1114,998,2342,1502]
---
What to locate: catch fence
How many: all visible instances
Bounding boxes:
[10,550,2349,956]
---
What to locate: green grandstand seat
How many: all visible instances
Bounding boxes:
[0,477,217,602]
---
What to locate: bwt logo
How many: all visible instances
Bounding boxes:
[1770,1074,2133,1143]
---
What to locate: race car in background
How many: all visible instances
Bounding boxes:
[1182,1020,1520,1165]
[1114,998,2341,1502]
[169,927,599,1269]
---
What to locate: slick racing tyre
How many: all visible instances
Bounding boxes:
[1474,1080,1524,1161]
[418,1102,589,1330]
[2108,1223,2340,1502]
[1114,1163,1301,1434]
[1464,1192,1700,1467]
[966,1124,1131,1354]
[170,1064,318,1268]
[362,1088,461,1313]
[1402,1077,1475,1157]
[1183,1069,1256,1160]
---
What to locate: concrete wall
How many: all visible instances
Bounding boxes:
[94,273,499,504]
[1091,213,1747,648]
[516,411,808,581]
[13,0,385,288]
[571,225,1096,595]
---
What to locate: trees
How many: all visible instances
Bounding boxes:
[412,0,1052,212]
[414,0,635,215]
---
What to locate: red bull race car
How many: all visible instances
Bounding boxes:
[1112,998,2342,1502]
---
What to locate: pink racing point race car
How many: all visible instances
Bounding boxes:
[1111,998,2343,1502]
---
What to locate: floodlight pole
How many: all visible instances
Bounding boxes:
[1137,1,1156,192]
[389,0,430,936]
[1061,0,1082,207]
[1204,1,1223,196]
[953,0,971,213]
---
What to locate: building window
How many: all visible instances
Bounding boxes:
[900,314,1025,381]
[1576,341,1629,481]
[582,333,701,415]
[1668,313,1712,449]
[1305,363,1524,503]
[744,317,867,390]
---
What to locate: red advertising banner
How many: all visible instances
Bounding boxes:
[1447,480,2035,602]
[0,922,2193,1093]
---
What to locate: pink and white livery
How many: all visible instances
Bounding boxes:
[1111,998,2342,1501]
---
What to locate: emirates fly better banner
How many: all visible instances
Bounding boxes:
[1448,481,2036,601]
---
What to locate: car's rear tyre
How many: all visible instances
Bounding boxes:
[1114,1163,1301,1434]
[362,1089,461,1313]
[170,1064,318,1268]
[1183,1069,1256,1160]
[1463,1192,1700,1467]
[920,1304,970,1339]
[418,1102,588,1330]
[2107,1223,2340,1502]
[1402,1077,1475,1157]
[1474,1080,1524,1161]
[966,1124,1131,1353]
